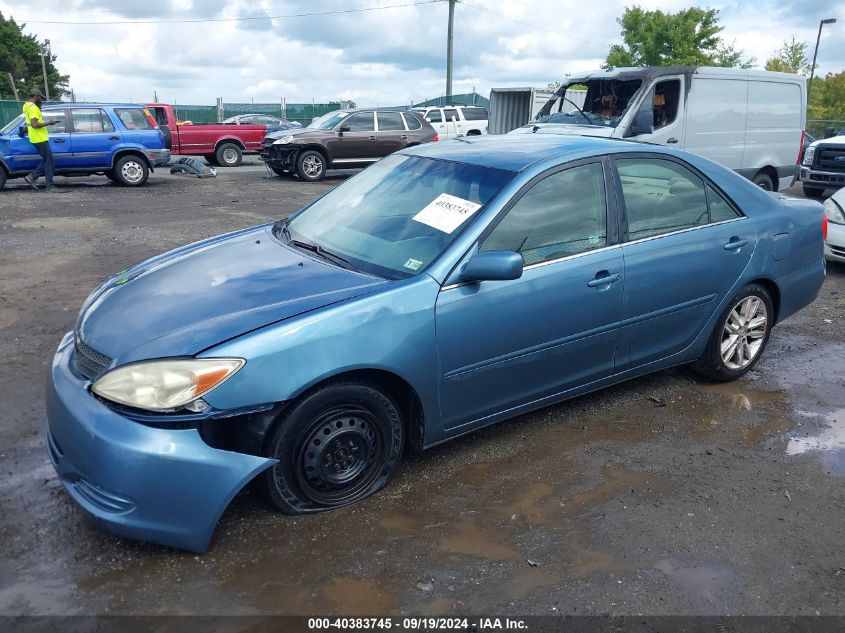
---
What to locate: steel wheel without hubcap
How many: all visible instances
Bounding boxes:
[297,407,384,504]
[721,296,768,370]
[222,147,238,164]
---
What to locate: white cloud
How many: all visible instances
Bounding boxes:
[3,0,844,106]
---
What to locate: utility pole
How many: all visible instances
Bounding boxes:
[445,0,456,98]
[808,18,836,107]
[7,72,19,101]
[40,39,51,101]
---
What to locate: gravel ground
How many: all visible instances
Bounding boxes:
[0,160,843,617]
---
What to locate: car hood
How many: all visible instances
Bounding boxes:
[77,224,387,365]
[265,127,326,142]
[509,123,615,137]
[810,134,845,147]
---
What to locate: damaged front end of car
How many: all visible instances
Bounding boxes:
[260,133,301,174]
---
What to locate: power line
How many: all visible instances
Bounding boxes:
[17,0,446,25]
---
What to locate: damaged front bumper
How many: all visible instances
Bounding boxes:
[259,143,299,171]
[45,332,276,553]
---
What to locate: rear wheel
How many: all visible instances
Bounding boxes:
[113,155,149,186]
[261,382,404,514]
[802,184,825,198]
[296,150,326,181]
[693,284,773,382]
[0,167,6,189]
[215,142,242,167]
[752,172,774,191]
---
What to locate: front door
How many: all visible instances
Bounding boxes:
[435,160,623,431]
[612,155,755,371]
[625,76,686,148]
[3,110,72,172]
[69,107,121,169]
[328,111,379,163]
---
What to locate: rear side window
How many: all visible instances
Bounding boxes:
[461,108,488,121]
[402,113,422,130]
[617,158,710,240]
[115,108,154,130]
[377,112,405,131]
[71,108,114,133]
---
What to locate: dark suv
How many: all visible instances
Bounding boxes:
[260,109,437,181]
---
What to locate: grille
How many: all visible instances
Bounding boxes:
[73,336,112,380]
[816,145,845,173]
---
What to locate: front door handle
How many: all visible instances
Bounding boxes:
[52,138,65,144]
[587,271,621,288]
[724,237,750,251]
[108,136,119,140]
[400,135,409,140]
[666,137,679,144]
[368,135,376,141]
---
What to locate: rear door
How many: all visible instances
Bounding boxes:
[424,108,447,139]
[375,111,409,154]
[442,108,463,138]
[612,154,755,371]
[69,107,120,169]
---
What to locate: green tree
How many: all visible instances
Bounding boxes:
[809,71,845,121]
[605,6,753,68]
[0,11,69,100]
[765,36,809,74]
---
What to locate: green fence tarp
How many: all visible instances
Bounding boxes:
[0,100,25,127]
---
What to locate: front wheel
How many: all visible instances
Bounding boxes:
[261,382,404,514]
[113,155,149,186]
[693,284,773,382]
[215,142,243,167]
[269,165,289,177]
[802,184,825,198]
[296,150,326,181]
[0,167,6,189]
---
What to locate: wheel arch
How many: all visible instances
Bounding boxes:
[263,368,426,456]
[111,149,152,170]
[215,137,246,151]
[747,276,781,323]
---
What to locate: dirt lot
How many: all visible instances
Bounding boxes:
[0,160,843,617]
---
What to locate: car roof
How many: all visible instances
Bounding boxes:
[42,102,145,109]
[401,134,645,171]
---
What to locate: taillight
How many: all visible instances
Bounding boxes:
[797,130,805,164]
[433,132,439,142]
[823,215,828,241]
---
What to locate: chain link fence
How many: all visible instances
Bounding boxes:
[807,120,844,138]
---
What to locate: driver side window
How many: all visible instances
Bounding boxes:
[481,162,607,266]
[343,112,375,132]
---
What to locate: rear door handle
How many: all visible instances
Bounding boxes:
[724,237,750,251]
[666,137,679,144]
[368,135,376,141]
[108,136,119,140]
[400,135,409,139]
[587,272,621,288]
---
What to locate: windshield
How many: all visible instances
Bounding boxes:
[307,110,350,130]
[1,114,24,135]
[285,154,515,279]
[535,78,643,128]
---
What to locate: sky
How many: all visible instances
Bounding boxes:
[3,0,844,106]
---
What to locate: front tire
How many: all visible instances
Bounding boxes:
[215,142,243,167]
[262,382,404,514]
[113,155,149,186]
[296,150,326,181]
[693,284,773,382]
[802,184,825,198]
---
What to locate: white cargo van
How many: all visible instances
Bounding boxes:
[512,66,806,191]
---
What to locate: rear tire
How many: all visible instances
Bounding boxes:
[0,167,6,189]
[802,184,825,198]
[296,150,327,181]
[693,284,773,382]
[261,382,404,514]
[113,155,149,186]
[752,172,774,191]
[215,142,242,167]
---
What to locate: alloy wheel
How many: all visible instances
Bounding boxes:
[720,296,768,370]
[302,155,323,178]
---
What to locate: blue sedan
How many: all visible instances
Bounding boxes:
[46,135,826,552]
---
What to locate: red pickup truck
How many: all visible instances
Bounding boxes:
[146,103,266,167]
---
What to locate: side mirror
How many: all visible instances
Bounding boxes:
[339,125,351,134]
[825,126,835,139]
[18,125,27,138]
[629,110,654,136]
[459,251,523,283]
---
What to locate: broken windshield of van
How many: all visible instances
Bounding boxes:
[535,79,642,128]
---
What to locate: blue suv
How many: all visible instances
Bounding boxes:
[0,103,170,188]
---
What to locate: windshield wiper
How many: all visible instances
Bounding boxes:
[562,96,594,126]
[289,237,351,268]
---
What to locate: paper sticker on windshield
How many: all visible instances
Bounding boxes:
[404,258,423,271]
[412,193,481,234]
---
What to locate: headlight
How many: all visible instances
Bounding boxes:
[92,358,244,412]
[272,135,294,145]
[802,146,815,166]
[823,198,845,225]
